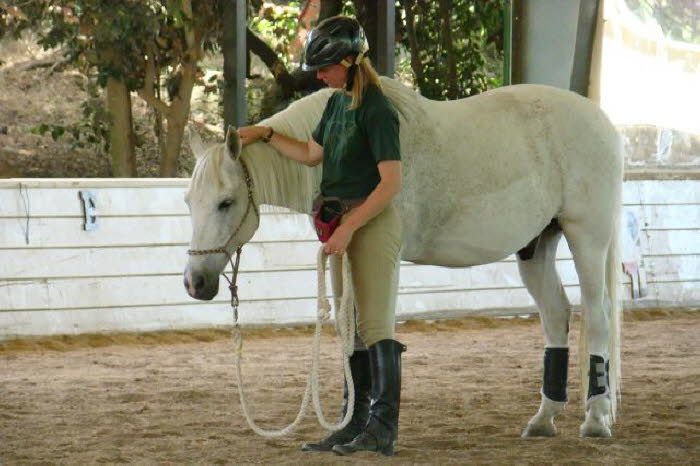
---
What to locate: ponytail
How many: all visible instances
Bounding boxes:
[347,57,382,110]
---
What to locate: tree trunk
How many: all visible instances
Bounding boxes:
[242,0,343,96]
[289,0,321,60]
[162,113,186,177]
[160,61,196,177]
[153,72,167,162]
[288,0,342,92]
[247,28,296,98]
[105,77,137,177]
[438,0,458,99]
[354,0,402,68]
[247,28,326,94]
[319,0,343,20]
[352,0,378,64]
[400,0,424,87]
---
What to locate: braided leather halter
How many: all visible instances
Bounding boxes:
[186,158,258,322]
[187,158,259,257]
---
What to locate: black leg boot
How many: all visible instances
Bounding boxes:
[301,350,371,451]
[333,339,406,457]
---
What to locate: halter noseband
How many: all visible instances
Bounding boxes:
[187,158,259,258]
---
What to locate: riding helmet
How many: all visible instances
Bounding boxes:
[302,16,369,71]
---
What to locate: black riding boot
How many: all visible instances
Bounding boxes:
[301,350,371,451]
[333,339,406,457]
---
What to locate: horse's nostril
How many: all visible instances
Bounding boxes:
[193,274,205,291]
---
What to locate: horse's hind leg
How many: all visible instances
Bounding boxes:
[517,222,572,438]
[562,221,614,438]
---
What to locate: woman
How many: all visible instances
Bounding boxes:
[238,16,405,457]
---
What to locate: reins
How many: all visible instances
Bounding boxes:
[186,157,356,438]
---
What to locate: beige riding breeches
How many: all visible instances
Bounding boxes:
[330,203,402,347]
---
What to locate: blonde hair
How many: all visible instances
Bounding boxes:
[347,57,382,110]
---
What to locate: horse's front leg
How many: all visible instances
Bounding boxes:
[517,225,571,438]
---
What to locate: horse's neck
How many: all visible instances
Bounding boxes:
[234,88,333,213]
[243,145,320,214]
[238,79,423,214]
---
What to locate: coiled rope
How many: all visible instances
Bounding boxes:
[230,246,356,437]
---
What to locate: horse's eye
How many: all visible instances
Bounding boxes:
[218,199,234,211]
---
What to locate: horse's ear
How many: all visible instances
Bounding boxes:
[225,125,242,161]
[187,126,206,159]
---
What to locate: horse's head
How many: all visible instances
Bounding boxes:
[184,126,260,300]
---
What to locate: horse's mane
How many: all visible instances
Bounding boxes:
[376,76,423,126]
[192,78,423,213]
[239,88,333,213]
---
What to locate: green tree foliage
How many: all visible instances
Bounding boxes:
[2,0,221,176]
[250,1,303,67]
[30,98,109,150]
[2,0,504,176]
[2,1,219,90]
[401,0,503,99]
[245,1,503,100]
[625,0,699,44]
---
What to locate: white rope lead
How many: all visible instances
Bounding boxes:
[312,248,356,430]
[231,246,356,438]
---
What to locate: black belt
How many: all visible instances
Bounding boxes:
[312,195,366,215]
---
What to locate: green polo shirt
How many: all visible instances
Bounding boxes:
[312,85,401,199]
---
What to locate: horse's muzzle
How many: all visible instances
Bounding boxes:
[184,265,218,300]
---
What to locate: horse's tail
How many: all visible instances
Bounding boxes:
[605,192,623,421]
[578,170,623,423]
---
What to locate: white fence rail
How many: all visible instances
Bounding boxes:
[1,178,698,339]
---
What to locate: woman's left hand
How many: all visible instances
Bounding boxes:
[324,224,354,256]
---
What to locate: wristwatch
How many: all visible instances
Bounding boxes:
[262,127,274,143]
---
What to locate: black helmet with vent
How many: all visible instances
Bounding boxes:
[302,16,369,71]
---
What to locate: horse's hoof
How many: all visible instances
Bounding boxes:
[522,421,557,438]
[579,420,612,438]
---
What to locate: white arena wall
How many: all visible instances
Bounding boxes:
[1,177,698,339]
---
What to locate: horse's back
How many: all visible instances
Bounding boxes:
[392,82,622,266]
[486,85,623,219]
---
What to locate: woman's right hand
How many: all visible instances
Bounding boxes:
[237,126,269,147]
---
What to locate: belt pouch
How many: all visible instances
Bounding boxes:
[313,200,343,243]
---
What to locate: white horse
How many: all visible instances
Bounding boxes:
[184,77,623,438]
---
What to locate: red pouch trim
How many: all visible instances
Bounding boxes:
[314,209,342,243]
